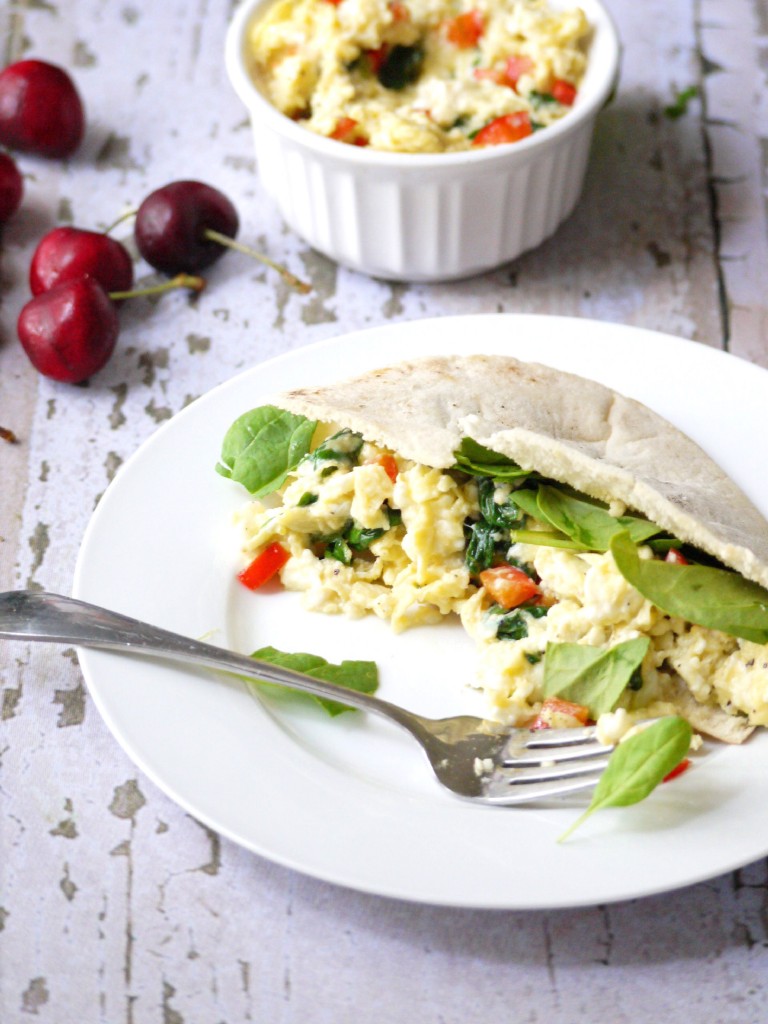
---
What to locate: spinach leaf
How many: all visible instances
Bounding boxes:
[543,637,650,717]
[558,716,692,841]
[346,523,386,549]
[313,517,387,565]
[465,519,498,574]
[216,406,317,498]
[490,603,548,640]
[509,529,586,550]
[611,531,768,643]
[378,44,424,90]
[327,538,353,565]
[508,487,585,548]
[528,89,558,108]
[478,477,525,529]
[536,485,664,552]
[308,428,363,468]
[507,486,541,518]
[452,438,532,482]
[386,506,403,527]
[249,646,379,716]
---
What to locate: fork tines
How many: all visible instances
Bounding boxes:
[481,725,614,803]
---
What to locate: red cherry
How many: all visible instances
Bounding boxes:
[30,226,134,296]
[134,179,310,291]
[0,60,85,158]
[17,277,118,383]
[17,273,205,384]
[0,150,22,222]
[134,180,238,275]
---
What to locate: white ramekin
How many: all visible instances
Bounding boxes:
[225,0,620,282]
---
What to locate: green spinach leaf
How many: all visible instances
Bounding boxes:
[559,716,692,841]
[528,89,558,108]
[249,646,379,716]
[478,477,526,529]
[216,406,317,498]
[378,44,424,90]
[543,637,650,717]
[452,439,532,482]
[308,428,363,467]
[611,531,768,643]
[465,519,498,574]
[490,603,548,640]
[507,487,583,549]
[507,486,541,518]
[536,485,664,551]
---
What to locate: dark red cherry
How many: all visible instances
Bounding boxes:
[0,60,85,158]
[30,226,134,297]
[0,151,22,222]
[134,180,239,275]
[17,277,118,383]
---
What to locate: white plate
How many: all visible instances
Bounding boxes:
[74,314,768,909]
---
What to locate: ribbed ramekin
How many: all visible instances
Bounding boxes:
[225,0,620,282]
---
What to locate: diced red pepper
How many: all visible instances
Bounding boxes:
[501,55,535,89]
[329,117,369,146]
[389,1,409,22]
[551,78,577,106]
[473,56,534,90]
[323,0,344,5]
[530,697,591,731]
[479,563,540,608]
[663,757,691,783]
[445,10,485,48]
[472,111,533,147]
[665,548,689,565]
[237,542,290,590]
[372,453,399,482]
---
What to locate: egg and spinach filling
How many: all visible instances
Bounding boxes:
[248,0,590,154]
[220,407,768,736]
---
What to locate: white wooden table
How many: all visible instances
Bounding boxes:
[2,1,768,1020]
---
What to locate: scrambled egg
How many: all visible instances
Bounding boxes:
[238,432,768,736]
[248,0,590,153]
[240,436,476,630]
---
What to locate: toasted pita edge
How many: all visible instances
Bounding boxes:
[665,677,755,744]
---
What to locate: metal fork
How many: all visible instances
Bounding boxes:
[0,590,614,804]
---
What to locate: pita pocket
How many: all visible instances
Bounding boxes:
[277,354,768,590]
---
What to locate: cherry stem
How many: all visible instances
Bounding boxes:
[102,207,138,236]
[203,228,311,294]
[109,273,206,301]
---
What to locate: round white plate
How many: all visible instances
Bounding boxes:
[74,314,768,908]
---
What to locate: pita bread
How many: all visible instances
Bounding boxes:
[277,354,768,590]
[664,678,755,744]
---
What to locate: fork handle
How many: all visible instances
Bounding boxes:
[0,590,418,728]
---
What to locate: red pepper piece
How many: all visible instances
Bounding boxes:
[551,79,577,105]
[663,758,691,783]
[445,10,485,48]
[329,116,369,146]
[238,542,290,590]
[472,111,532,147]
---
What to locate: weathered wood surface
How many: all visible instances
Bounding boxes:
[2,0,768,1021]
